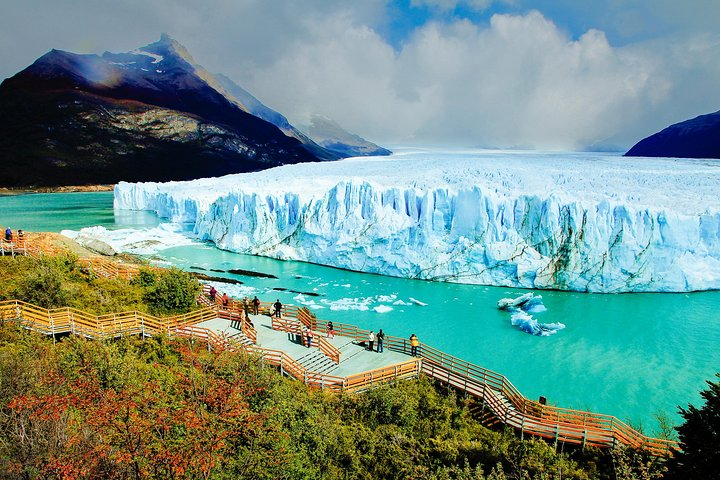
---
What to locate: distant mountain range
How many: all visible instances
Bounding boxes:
[0,34,390,187]
[625,109,720,159]
[301,114,391,157]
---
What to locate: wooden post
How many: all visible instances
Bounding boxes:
[50,312,56,344]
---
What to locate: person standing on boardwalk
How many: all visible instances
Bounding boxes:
[209,286,217,302]
[376,329,385,353]
[4,227,11,242]
[410,334,419,356]
[273,299,282,318]
[368,331,375,351]
[252,296,260,315]
[326,321,335,338]
[305,326,314,348]
[222,293,229,307]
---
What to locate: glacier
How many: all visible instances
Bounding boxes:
[113,149,720,293]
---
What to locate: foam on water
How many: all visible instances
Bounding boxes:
[61,224,196,254]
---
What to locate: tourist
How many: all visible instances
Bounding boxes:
[377,329,385,353]
[368,330,375,351]
[243,297,250,317]
[252,295,260,315]
[222,293,229,307]
[273,299,282,318]
[4,227,11,242]
[17,230,24,246]
[410,334,419,356]
[305,326,314,348]
[326,321,335,338]
[209,286,217,302]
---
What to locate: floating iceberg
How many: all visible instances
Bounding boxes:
[510,310,565,336]
[498,292,535,310]
[113,149,720,293]
[499,292,558,336]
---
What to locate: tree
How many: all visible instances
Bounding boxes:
[144,268,200,314]
[664,373,720,479]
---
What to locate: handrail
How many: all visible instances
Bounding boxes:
[0,299,216,339]
[317,335,341,364]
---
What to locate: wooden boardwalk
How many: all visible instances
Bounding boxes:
[0,233,678,456]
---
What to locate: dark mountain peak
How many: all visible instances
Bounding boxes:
[140,33,197,67]
[625,109,720,159]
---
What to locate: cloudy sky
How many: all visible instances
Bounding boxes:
[2,0,719,150]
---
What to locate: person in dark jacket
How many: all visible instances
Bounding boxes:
[273,299,283,318]
[376,329,385,353]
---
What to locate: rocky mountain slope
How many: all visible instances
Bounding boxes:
[0,35,331,187]
[625,109,720,159]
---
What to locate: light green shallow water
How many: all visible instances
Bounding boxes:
[2,191,719,434]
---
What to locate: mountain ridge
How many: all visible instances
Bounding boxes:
[0,35,334,186]
[625,109,720,159]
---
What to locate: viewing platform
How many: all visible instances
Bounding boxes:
[194,314,411,379]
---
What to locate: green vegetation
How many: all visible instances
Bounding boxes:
[0,254,199,315]
[0,323,672,480]
[0,254,682,478]
[664,373,720,479]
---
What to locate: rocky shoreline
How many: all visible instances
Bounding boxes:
[0,185,115,196]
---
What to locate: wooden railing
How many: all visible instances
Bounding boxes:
[317,335,341,364]
[253,347,419,393]
[0,233,29,256]
[241,315,257,344]
[417,343,676,456]
[0,300,216,340]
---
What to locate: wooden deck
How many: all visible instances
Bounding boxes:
[0,232,678,456]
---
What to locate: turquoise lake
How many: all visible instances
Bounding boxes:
[2,191,719,435]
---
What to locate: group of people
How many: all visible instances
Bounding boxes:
[2,227,22,243]
[325,322,419,356]
[208,286,264,315]
[206,287,422,356]
[366,329,386,353]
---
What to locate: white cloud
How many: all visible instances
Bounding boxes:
[241,10,711,149]
[1,1,719,150]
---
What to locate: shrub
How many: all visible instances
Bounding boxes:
[664,373,720,479]
[144,268,200,315]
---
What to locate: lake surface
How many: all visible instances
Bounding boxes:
[2,190,719,435]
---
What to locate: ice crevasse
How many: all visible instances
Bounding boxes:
[113,151,720,293]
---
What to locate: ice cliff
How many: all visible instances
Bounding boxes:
[114,150,720,293]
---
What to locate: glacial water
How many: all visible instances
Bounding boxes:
[2,191,719,435]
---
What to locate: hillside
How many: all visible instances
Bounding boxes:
[625,110,720,159]
[0,35,329,187]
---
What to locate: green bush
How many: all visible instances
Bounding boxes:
[0,256,199,316]
[144,268,200,315]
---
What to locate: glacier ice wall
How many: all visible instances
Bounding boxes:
[114,151,720,292]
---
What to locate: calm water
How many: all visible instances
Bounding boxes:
[2,191,719,434]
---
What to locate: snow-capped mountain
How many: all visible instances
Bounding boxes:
[625,109,720,159]
[114,149,720,293]
[0,34,332,187]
